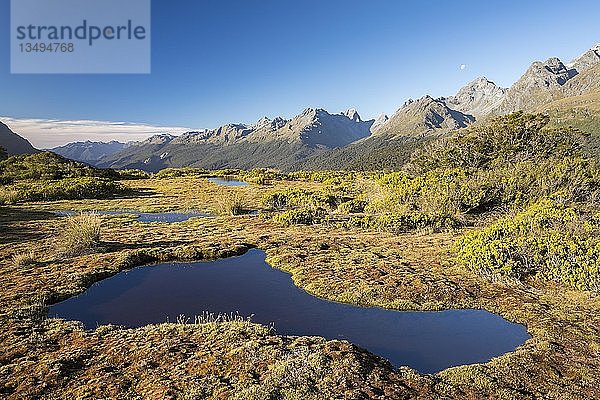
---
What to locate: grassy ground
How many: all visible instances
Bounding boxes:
[1,176,599,399]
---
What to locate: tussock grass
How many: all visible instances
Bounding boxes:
[12,250,36,268]
[175,311,255,326]
[0,186,19,204]
[216,192,247,216]
[57,213,102,257]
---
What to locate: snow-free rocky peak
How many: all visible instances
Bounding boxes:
[495,56,579,113]
[567,43,600,73]
[343,108,362,122]
[371,113,389,132]
[374,95,474,137]
[135,134,176,146]
[252,116,287,131]
[521,57,577,88]
[445,77,508,118]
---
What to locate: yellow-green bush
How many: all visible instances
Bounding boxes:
[154,167,211,178]
[455,200,600,291]
[272,207,327,226]
[262,188,342,211]
[409,112,588,173]
[336,199,368,214]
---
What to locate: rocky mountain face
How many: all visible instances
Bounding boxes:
[562,63,600,97]
[296,43,600,170]
[495,58,577,113]
[51,140,129,164]
[0,121,38,155]
[495,45,600,114]
[443,77,508,118]
[568,43,600,73]
[168,108,373,149]
[373,96,475,138]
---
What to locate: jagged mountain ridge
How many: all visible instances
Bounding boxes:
[99,109,374,171]
[297,43,600,170]
[168,108,373,148]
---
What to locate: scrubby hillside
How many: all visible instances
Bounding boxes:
[0,152,127,204]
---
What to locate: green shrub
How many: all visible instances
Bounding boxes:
[337,199,368,214]
[239,168,283,183]
[455,200,600,291]
[409,112,588,173]
[116,169,151,179]
[361,154,600,233]
[272,207,326,226]
[345,209,461,233]
[262,188,340,211]
[154,167,212,179]
[0,186,20,205]
[363,168,493,231]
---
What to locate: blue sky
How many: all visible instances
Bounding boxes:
[1,0,600,146]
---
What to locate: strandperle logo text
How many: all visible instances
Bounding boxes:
[15,20,147,46]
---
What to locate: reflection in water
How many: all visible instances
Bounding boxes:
[208,177,249,186]
[48,249,530,374]
[53,210,210,223]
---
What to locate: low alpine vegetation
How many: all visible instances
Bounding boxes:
[0,152,129,204]
[1,177,128,203]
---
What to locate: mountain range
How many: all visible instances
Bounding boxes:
[95,108,374,171]
[2,43,599,171]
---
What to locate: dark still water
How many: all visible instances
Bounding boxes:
[53,211,210,223]
[208,177,249,186]
[48,250,529,374]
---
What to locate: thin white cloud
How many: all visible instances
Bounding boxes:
[1,116,194,149]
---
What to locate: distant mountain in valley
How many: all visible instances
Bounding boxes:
[35,42,600,171]
[51,140,130,164]
[0,121,38,155]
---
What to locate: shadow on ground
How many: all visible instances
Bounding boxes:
[0,207,57,244]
